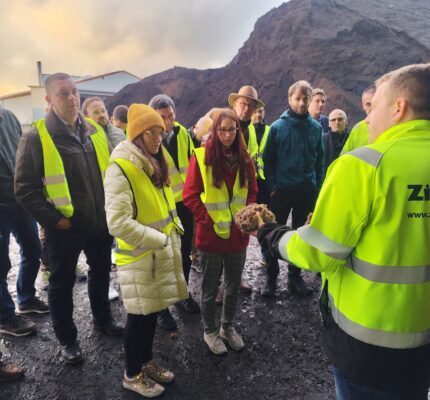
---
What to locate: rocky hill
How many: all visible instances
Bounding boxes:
[106,0,430,126]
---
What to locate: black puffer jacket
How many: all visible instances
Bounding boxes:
[14,109,110,233]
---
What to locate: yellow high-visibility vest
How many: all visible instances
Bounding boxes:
[247,123,259,161]
[280,119,430,349]
[112,157,182,266]
[36,118,110,218]
[341,119,369,155]
[163,122,194,203]
[256,124,270,180]
[194,147,248,239]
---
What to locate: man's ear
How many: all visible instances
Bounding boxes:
[393,97,408,123]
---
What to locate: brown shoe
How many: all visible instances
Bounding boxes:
[240,280,252,293]
[215,288,223,305]
[0,362,25,382]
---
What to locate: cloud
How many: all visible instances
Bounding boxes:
[0,0,285,95]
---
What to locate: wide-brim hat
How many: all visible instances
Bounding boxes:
[228,85,265,109]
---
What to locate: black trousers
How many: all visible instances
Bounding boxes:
[257,177,270,205]
[267,184,316,280]
[176,201,193,284]
[124,312,158,377]
[45,227,113,346]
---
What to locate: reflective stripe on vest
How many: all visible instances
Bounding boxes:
[256,125,270,180]
[278,120,430,349]
[194,147,248,239]
[36,118,109,218]
[328,293,430,349]
[163,122,194,203]
[112,157,182,266]
[247,124,258,161]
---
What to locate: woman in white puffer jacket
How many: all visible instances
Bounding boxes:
[104,104,188,398]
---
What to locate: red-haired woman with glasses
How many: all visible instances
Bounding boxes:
[183,108,257,355]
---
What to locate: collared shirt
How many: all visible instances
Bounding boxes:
[55,112,94,151]
[164,129,175,147]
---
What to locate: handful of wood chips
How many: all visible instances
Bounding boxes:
[234,203,276,233]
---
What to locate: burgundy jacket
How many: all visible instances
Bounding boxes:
[183,154,257,253]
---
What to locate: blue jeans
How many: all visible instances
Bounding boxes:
[0,206,41,323]
[332,366,429,400]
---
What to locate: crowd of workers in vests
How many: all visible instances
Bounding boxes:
[1,62,430,400]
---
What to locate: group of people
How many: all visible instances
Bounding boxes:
[0,62,429,400]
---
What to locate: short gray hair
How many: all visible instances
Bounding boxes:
[329,109,347,120]
[148,94,176,111]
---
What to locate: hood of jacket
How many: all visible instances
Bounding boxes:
[110,139,155,177]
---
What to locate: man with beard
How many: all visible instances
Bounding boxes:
[262,80,324,297]
[228,85,265,293]
[82,97,125,148]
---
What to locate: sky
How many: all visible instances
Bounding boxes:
[0,0,285,96]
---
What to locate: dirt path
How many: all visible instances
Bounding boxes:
[1,237,335,400]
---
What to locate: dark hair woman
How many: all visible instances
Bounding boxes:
[183,108,257,355]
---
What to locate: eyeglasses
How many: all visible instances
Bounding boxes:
[237,101,254,109]
[218,127,238,136]
[329,118,345,122]
[144,130,164,139]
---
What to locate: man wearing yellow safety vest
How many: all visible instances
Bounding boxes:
[251,106,271,205]
[251,64,430,399]
[228,85,265,294]
[148,94,200,332]
[14,73,124,365]
[341,85,376,155]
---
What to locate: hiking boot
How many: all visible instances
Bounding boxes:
[16,297,49,314]
[215,288,223,305]
[287,274,313,295]
[0,315,36,337]
[123,372,164,398]
[60,342,83,364]
[178,295,200,314]
[157,309,177,331]
[0,362,25,382]
[142,360,174,384]
[204,331,228,355]
[240,280,252,293]
[220,327,244,351]
[261,279,276,298]
[94,318,124,336]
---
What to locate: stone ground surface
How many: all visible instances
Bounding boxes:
[1,236,336,400]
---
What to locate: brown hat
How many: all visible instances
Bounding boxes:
[228,85,264,109]
[127,103,165,141]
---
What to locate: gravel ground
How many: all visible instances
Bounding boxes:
[1,235,335,400]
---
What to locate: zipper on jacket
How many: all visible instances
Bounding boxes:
[162,188,182,232]
[152,253,156,279]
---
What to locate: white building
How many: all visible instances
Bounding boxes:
[0,62,140,129]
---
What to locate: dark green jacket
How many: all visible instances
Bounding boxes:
[263,109,324,192]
